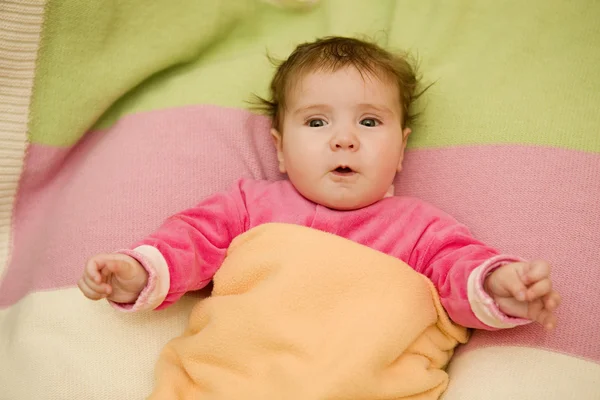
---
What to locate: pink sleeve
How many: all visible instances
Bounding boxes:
[111,180,247,312]
[412,212,531,330]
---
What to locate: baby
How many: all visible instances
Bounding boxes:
[79,36,560,332]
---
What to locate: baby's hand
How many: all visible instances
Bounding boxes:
[78,253,148,304]
[484,260,561,330]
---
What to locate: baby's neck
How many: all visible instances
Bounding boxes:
[286,180,395,211]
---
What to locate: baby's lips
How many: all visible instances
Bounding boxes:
[332,164,355,172]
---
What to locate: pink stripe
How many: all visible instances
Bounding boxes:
[0,106,282,306]
[1,105,599,363]
[398,145,600,364]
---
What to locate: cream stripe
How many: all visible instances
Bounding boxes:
[0,288,197,399]
[0,0,47,277]
[443,346,600,400]
[2,290,598,398]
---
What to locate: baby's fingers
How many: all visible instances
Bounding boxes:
[77,278,107,301]
[486,265,528,301]
[522,260,551,286]
[83,274,111,295]
[525,278,552,301]
[543,291,561,311]
[85,258,104,284]
[536,308,557,331]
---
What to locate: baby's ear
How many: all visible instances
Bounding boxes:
[270,128,282,148]
[384,184,395,198]
[396,127,412,173]
[270,128,286,173]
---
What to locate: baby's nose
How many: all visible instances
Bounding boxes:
[331,132,359,151]
[336,140,355,149]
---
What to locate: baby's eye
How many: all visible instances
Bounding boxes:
[307,119,326,128]
[360,118,380,127]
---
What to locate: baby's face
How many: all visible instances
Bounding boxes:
[272,66,411,210]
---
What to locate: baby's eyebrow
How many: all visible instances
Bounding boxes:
[292,104,333,115]
[357,103,395,115]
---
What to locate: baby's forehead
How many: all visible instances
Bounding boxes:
[284,66,402,109]
[290,65,396,87]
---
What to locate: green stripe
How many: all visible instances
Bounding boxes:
[30,0,600,153]
[29,0,257,147]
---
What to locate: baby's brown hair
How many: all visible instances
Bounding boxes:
[254,36,425,131]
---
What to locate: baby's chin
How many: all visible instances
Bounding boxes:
[289,179,394,211]
[307,190,387,211]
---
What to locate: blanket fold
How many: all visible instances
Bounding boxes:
[149,223,469,399]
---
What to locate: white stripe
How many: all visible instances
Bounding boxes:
[0,288,196,399]
[443,346,600,400]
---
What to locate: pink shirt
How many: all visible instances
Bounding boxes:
[119,179,530,330]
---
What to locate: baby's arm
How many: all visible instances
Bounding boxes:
[80,181,247,312]
[412,209,559,331]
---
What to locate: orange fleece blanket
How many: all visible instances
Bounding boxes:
[149,223,469,399]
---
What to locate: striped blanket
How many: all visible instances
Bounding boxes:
[0,0,598,399]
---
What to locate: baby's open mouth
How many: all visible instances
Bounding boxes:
[332,166,355,175]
